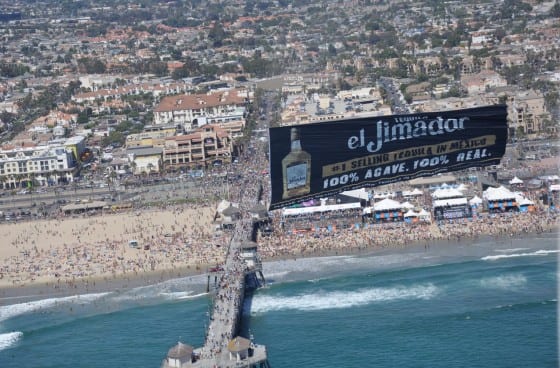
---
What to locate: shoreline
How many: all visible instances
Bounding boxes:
[2,224,557,306]
[0,263,211,305]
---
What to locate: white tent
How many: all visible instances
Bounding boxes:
[341,188,370,201]
[401,201,415,209]
[551,184,560,192]
[469,195,483,206]
[403,209,418,218]
[373,192,395,199]
[417,208,431,221]
[403,188,423,197]
[432,188,464,199]
[433,197,468,208]
[373,198,402,211]
[456,183,467,192]
[517,197,534,206]
[483,186,516,201]
[540,175,559,182]
[282,202,361,216]
[509,176,524,185]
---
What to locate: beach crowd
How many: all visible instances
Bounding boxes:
[258,210,559,259]
[0,135,558,293]
[0,205,227,289]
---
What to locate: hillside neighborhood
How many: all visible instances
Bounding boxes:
[0,0,558,193]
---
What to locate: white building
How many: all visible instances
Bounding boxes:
[0,143,78,188]
[153,89,248,133]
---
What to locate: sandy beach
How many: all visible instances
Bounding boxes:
[1,199,558,305]
[0,204,227,298]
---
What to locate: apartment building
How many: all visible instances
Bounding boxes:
[508,90,548,136]
[461,71,507,95]
[153,89,248,134]
[163,125,233,169]
[0,143,78,189]
[125,126,176,148]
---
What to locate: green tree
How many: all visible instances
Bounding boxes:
[545,91,559,113]
[551,1,560,17]
[0,62,30,77]
[77,57,106,74]
[208,21,228,47]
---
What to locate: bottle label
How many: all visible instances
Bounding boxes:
[286,162,307,189]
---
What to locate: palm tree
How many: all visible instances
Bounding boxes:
[109,170,117,190]
[0,175,7,190]
[14,174,24,189]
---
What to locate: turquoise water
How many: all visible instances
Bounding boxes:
[1,232,557,367]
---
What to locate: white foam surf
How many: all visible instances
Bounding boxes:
[481,249,559,261]
[493,248,531,253]
[0,292,110,322]
[264,271,290,279]
[480,274,527,290]
[0,331,23,351]
[160,291,207,300]
[251,284,439,313]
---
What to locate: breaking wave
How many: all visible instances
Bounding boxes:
[0,293,109,322]
[251,284,439,313]
[481,249,558,261]
[0,331,23,351]
[479,274,527,290]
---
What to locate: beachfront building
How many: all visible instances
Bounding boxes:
[126,147,163,175]
[125,125,177,149]
[163,125,233,169]
[153,89,248,136]
[0,140,80,189]
[507,90,549,137]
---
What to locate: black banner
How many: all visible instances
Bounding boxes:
[268,105,508,210]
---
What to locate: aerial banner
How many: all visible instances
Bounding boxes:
[268,105,508,210]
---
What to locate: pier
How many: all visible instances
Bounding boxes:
[162,181,270,368]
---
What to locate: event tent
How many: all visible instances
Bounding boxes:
[373,198,402,211]
[516,196,535,212]
[402,188,423,197]
[417,209,431,221]
[403,209,418,218]
[483,186,516,201]
[433,197,468,208]
[283,202,361,216]
[432,187,464,199]
[509,176,524,185]
[401,201,415,209]
[373,192,396,200]
[341,188,370,201]
[469,195,483,206]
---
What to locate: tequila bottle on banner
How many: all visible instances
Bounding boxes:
[282,127,311,199]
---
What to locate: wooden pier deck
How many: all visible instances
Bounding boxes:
[162,215,269,368]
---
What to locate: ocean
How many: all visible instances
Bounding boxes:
[1,231,557,368]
